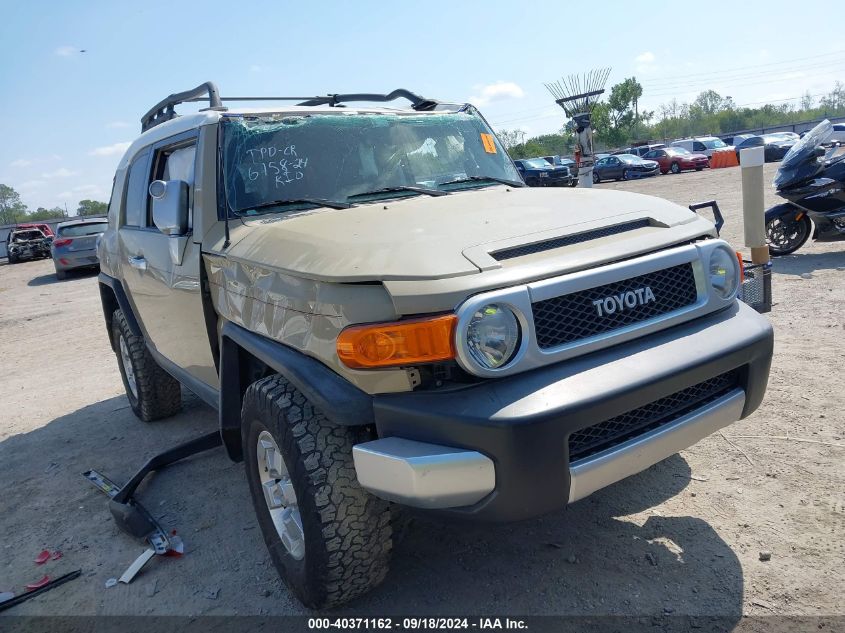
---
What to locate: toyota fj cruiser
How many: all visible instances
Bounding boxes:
[97,82,773,608]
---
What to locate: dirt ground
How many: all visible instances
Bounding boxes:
[1,162,843,625]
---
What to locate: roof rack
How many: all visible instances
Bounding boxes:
[296,89,439,111]
[141,82,224,132]
[140,83,443,132]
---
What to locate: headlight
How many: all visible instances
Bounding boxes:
[709,247,740,299]
[466,304,520,369]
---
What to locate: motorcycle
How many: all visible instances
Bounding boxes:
[765,119,845,256]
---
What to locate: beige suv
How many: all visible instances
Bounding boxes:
[97,82,773,608]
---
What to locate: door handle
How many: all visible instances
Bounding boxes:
[128,256,147,271]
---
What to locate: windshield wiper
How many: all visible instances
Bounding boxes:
[241,198,352,213]
[347,185,447,200]
[439,176,526,188]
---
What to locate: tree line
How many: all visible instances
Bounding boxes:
[0,183,108,225]
[502,80,845,159]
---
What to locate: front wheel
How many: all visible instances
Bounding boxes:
[242,375,393,608]
[766,209,812,256]
[592,171,600,184]
[670,162,681,174]
[622,169,630,181]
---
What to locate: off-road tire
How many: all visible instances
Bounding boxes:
[112,308,181,422]
[242,375,393,609]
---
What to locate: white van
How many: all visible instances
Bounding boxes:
[671,136,733,158]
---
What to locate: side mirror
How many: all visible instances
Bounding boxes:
[149,180,188,236]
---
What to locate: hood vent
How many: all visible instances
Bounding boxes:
[491,218,653,261]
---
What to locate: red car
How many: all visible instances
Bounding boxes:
[15,222,55,237]
[643,147,709,174]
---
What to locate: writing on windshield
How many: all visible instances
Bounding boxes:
[221,112,519,215]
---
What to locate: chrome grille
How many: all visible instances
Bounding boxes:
[533,263,698,349]
[568,370,739,463]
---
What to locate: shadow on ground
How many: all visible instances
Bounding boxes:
[770,250,844,277]
[0,394,742,623]
[27,267,99,287]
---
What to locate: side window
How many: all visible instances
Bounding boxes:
[124,151,151,227]
[150,141,197,227]
[693,142,706,152]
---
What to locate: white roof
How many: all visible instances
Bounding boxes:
[119,104,459,170]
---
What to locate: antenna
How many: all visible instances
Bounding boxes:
[545,68,611,187]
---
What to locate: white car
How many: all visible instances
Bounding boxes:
[671,136,734,158]
[829,123,845,144]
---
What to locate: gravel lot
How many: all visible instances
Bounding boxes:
[1,162,843,625]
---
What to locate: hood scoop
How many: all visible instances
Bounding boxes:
[490,218,654,261]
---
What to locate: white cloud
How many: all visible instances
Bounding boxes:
[42,167,77,179]
[18,179,46,190]
[71,184,104,196]
[57,185,105,201]
[635,51,658,74]
[55,45,79,57]
[469,81,525,106]
[89,141,131,157]
[106,121,130,129]
[10,159,32,167]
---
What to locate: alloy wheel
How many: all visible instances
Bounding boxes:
[257,430,305,560]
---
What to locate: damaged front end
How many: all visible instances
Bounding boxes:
[7,230,52,262]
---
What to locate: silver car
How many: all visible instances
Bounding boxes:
[51,219,108,279]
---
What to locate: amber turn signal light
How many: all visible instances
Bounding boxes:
[337,315,457,369]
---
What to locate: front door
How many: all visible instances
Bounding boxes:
[117,132,217,389]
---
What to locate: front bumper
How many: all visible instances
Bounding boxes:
[628,168,659,179]
[358,302,772,521]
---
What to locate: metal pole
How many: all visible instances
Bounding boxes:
[740,146,769,264]
[574,113,594,188]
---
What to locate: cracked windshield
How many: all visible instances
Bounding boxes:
[221,111,520,215]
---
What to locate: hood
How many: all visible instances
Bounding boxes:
[228,187,710,283]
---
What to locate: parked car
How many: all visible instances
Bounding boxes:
[759,134,797,162]
[732,134,795,162]
[727,133,756,147]
[671,136,734,158]
[51,218,108,279]
[15,222,55,237]
[767,131,799,143]
[828,123,845,144]
[6,228,52,263]
[643,147,708,174]
[513,158,576,187]
[593,154,660,182]
[541,155,579,184]
[627,143,666,158]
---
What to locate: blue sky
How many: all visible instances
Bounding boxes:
[1,0,843,212]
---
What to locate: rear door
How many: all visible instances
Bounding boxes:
[117,131,218,390]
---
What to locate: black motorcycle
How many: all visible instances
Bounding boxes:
[765,120,845,256]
